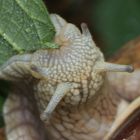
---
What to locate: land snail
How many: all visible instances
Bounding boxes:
[0,14,140,140]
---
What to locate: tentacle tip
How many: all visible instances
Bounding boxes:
[40,112,51,122]
[81,22,88,29]
[126,65,134,73]
[81,23,88,33]
[30,65,39,72]
[81,22,92,38]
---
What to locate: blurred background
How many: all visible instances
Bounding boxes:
[46,0,140,57]
[1,0,140,128]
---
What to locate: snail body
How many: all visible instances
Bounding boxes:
[0,14,134,140]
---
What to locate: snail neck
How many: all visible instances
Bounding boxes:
[86,78,122,120]
[48,77,122,140]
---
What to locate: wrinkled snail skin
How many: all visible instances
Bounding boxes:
[0,14,134,140]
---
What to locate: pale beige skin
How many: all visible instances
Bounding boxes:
[0,14,136,140]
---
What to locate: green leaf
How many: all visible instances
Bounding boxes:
[0,0,56,66]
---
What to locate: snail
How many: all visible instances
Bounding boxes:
[0,14,139,140]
